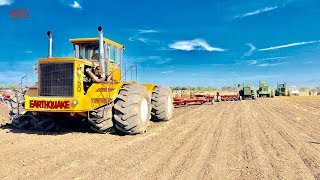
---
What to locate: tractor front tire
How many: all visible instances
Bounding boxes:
[11,115,31,129]
[253,91,257,100]
[30,114,56,131]
[271,91,275,98]
[151,86,174,121]
[88,105,113,134]
[113,84,151,135]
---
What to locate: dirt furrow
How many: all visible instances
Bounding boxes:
[255,99,319,179]
[264,99,320,143]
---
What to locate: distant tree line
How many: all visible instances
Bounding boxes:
[171,86,320,92]
[0,83,19,90]
[300,86,320,92]
[171,86,238,92]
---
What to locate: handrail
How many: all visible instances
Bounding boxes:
[17,63,38,92]
[121,61,137,82]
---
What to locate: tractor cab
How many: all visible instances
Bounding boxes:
[69,36,125,83]
[70,38,124,66]
[275,82,289,96]
[257,81,274,98]
[259,81,269,92]
[277,83,286,92]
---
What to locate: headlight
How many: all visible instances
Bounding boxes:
[72,99,78,106]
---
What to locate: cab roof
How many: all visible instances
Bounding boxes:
[69,38,124,49]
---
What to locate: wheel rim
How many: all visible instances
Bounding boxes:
[167,96,173,115]
[140,98,149,123]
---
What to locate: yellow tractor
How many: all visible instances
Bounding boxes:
[10,26,174,134]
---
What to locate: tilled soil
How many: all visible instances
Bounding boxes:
[0,102,10,125]
[0,97,320,179]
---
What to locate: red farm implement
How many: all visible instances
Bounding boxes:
[173,93,214,106]
[215,92,240,102]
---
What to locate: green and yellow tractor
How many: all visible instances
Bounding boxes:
[257,81,274,98]
[275,82,290,96]
[239,84,257,100]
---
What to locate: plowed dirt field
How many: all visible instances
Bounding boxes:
[0,97,320,179]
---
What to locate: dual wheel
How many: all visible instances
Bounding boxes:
[111,84,173,135]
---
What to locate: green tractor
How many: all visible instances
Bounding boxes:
[239,84,257,100]
[275,82,290,96]
[257,81,274,98]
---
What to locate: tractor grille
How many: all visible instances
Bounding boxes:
[244,87,251,95]
[39,63,74,97]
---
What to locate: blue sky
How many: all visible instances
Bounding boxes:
[0,0,319,87]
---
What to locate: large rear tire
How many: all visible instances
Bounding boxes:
[151,86,174,121]
[113,84,151,135]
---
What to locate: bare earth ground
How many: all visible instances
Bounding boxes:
[0,97,320,180]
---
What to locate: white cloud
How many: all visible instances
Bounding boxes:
[0,0,13,6]
[155,58,171,65]
[161,71,173,74]
[125,56,170,65]
[234,6,278,19]
[157,47,174,51]
[128,36,159,45]
[128,29,160,45]
[70,1,81,9]
[24,50,32,54]
[248,57,287,65]
[259,40,320,51]
[169,39,226,52]
[304,61,313,64]
[138,29,158,34]
[258,62,287,67]
[243,43,256,57]
[129,37,147,43]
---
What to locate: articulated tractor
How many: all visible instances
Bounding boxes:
[239,84,257,100]
[9,26,174,134]
[257,81,274,98]
[275,82,290,96]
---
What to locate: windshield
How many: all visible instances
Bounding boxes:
[73,43,123,67]
[74,44,99,60]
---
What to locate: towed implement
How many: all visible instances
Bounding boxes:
[215,92,240,102]
[173,93,214,106]
[8,26,174,134]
